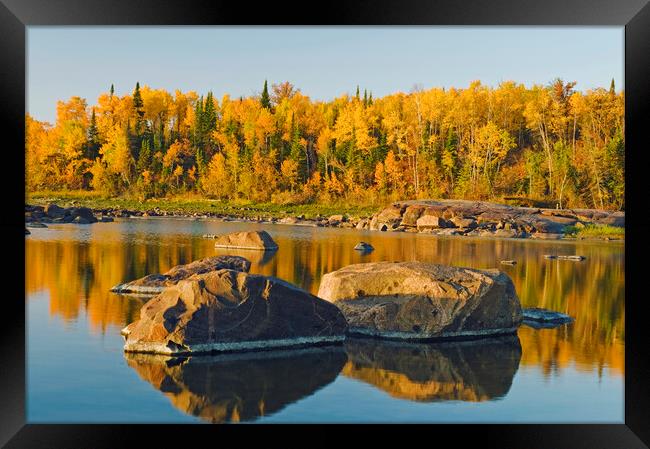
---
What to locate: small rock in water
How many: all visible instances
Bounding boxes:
[203,234,218,239]
[558,255,586,261]
[25,228,30,235]
[500,260,517,265]
[214,230,278,251]
[354,242,374,252]
[522,307,573,327]
[544,254,585,261]
[26,222,47,228]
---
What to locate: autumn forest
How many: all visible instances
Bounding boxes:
[26,79,625,210]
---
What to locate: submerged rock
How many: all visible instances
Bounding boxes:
[342,336,521,402]
[111,255,251,295]
[558,255,586,261]
[122,269,348,355]
[124,346,347,423]
[317,262,522,340]
[544,254,586,261]
[213,230,278,251]
[26,222,47,228]
[500,260,517,265]
[522,307,573,326]
[354,242,374,252]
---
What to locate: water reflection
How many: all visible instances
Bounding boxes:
[342,336,521,402]
[25,219,624,377]
[125,346,347,423]
[124,336,523,422]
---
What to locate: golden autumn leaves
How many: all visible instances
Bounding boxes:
[26,79,624,209]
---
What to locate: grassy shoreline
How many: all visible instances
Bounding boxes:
[26,190,624,241]
[26,191,380,220]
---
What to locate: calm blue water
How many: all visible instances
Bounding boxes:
[26,218,624,423]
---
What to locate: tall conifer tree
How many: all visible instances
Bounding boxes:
[261,80,271,109]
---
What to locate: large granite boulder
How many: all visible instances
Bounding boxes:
[342,336,521,402]
[317,262,522,340]
[125,347,347,423]
[111,255,251,295]
[400,205,426,227]
[369,204,406,231]
[122,269,348,355]
[213,230,278,250]
[416,215,452,231]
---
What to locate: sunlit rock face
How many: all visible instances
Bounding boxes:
[213,230,278,251]
[122,269,348,355]
[110,255,251,296]
[342,336,522,402]
[318,262,522,340]
[125,347,347,423]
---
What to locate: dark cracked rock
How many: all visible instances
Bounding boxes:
[111,255,251,296]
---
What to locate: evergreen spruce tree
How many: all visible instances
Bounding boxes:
[110,84,114,97]
[196,147,206,176]
[201,92,217,159]
[363,89,368,107]
[609,78,616,96]
[355,85,360,100]
[132,82,145,136]
[260,80,271,109]
[137,138,152,175]
[86,108,100,160]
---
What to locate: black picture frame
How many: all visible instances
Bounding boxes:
[2,0,649,447]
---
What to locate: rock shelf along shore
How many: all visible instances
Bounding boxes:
[26,198,623,240]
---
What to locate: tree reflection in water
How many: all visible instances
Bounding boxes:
[26,220,624,380]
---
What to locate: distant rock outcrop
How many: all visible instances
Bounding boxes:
[362,199,624,238]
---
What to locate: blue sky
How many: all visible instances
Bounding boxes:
[27,26,624,123]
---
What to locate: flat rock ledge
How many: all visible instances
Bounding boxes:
[213,230,278,251]
[122,269,348,356]
[317,261,522,341]
[111,255,251,296]
[522,307,573,325]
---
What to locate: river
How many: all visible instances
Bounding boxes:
[25,218,624,423]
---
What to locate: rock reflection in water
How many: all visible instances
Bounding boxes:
[342,336,522,402]
[125,346,346,423]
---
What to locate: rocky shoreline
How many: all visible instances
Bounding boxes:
[25,198,624,240]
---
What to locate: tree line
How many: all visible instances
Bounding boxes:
[26,79,624,210]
